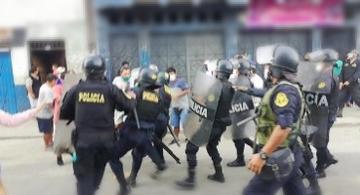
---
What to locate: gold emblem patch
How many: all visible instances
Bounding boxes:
[318,82,326,89]
[208,94,215,102]
[274,92,289,107]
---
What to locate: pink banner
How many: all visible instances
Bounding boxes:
[246,0,344,28]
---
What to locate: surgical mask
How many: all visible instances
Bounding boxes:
[315,63,324,72]
[122,76,130,82]
[169,74,176,81]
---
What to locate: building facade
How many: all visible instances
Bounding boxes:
[91,0,360,81]
[0,0,88,112]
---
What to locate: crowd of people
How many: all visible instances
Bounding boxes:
[0,46,359,195]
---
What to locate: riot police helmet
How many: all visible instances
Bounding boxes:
[157,71,170,85]
[216,59,233,80]
[83,55,106,78]
[238,59,251,75]
[270,45,300,78]
[138,68,161,89]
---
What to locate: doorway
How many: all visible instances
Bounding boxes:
[29,40,67,82]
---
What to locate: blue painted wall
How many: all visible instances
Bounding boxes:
[0,52,17,113]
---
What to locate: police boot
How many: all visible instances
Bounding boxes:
[176,169,196,189]
[307,183,322,195]
[316,165,326,179]
[127,171,137,187]
[150,163,168,180]
[227,156,246,167]
[119,184,131,195]
[207,165,225,183]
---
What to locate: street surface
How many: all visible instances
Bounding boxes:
[1,108,360,195]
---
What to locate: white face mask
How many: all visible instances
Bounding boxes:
[169,74,176,81]
[315,63,324,72]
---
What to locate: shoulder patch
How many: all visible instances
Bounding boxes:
[318,81,326,89]
[274,92,289,107]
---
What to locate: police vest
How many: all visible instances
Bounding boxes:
[75,81,115,132]
[256,80,305,147]
[136,89,162,122]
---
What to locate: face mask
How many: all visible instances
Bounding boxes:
[169,74,176,81]
[122,76,130,82]
[315,63,324,72]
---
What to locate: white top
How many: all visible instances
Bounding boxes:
[112,76,128,92]
[36,83,54,119]
[250,74,264,89]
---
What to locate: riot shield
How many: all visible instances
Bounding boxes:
[225,76,256,139]
[183,71,223,147]
[54,73,83,155]
[297,62,332,148]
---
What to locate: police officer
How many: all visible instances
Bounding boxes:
[228,59,254,167]
[243,45,306,195]
[308,50,340,178]
[127,71,172,187]
[110,68,167,195]
[60,55,135,195]
[338,50,360,117]
[176,60,234,189]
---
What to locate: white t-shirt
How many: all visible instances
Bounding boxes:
[37,83,54,119]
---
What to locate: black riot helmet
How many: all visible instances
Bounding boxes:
[238,59,251,76]
[270,45,300,79]
[157,71,170,85]
[83,55,106,78]
[216,59,233,80]
[138,68,161,89]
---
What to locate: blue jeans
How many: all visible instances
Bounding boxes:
[170,107,188,129]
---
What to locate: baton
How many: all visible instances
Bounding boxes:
[167,125,180,147]
[152,135,181,164]
[133,108,141,130]
[236,114,258,127]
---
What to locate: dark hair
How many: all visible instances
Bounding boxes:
[122,61,129,66]
[166,67,176,74]
[46,74,58,82]
[29,66,38,74]
[117,66,130,75]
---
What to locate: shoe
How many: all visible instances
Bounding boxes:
[336,113,343,118]
[325,158,338,169]
[176,177,196,189]
[57,156,64,166]
[151,163,168,180]
[316,169,326,179]
[119,185,131,195]
[207,165,225,183]
[227,159,246,167]
[176,169,196,189]
[307,185,322,195]
[126,174,137,188]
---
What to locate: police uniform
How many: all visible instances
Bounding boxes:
[243,81,306,195]
[109,68,166,194]
[228,73,255,167]
[60,55,135,195]
[177,60,234,188]
[128,81,172,186]
[243,45,306,195]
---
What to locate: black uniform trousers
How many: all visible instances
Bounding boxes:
[73,145,114,195]
[186,125,226,169]
[243,145,306,195]
[339,82,360,108]
[110,126,163,187]
[130,113,169,178]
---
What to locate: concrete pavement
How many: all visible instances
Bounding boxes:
[1,107,360,195]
